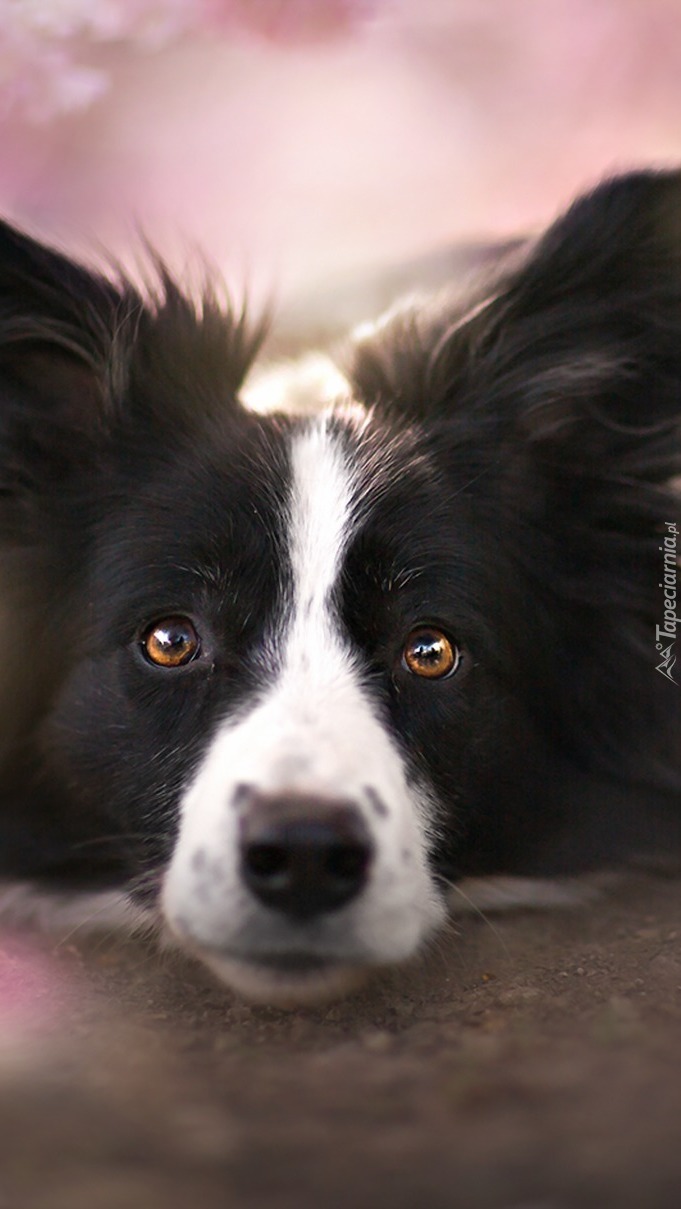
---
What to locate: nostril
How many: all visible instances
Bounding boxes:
[325,842,370,884]
[245,843,290,886]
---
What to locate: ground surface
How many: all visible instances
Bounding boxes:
[1,874,680,1209]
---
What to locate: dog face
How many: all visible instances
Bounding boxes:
[51,404,498,1002]
[0,170,680,1004]
[160,414,448,999]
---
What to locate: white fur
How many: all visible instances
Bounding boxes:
[0,881,155,938]
[448,874,613,914]
[162,415,444,998]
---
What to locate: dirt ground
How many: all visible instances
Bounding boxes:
[0,874,679,1209]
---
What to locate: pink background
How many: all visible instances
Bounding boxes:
[1,0,681,306]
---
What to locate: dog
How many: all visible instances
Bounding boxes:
[0,168,679,1005]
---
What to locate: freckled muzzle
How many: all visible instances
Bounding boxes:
[162,764,444,1003]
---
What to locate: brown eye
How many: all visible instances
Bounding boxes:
[142,617,200,668]
[402,627,460,680]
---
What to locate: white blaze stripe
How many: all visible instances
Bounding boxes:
[162,413,444,986]
[257,415,375,794]
[287,416,356,646]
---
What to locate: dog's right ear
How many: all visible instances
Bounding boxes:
[0,220,134,509]
[0,221,267,509]
[0,220,127,422]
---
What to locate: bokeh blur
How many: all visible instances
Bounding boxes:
[2,0,681,308]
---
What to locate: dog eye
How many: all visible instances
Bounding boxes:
[402,627,460,680]
[141,617,200,668]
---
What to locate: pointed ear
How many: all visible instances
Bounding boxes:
[0,221,133,512]
[349,169,681,478]
[486,169,681,448]
[0,219,126,417]
[0,222,267,513]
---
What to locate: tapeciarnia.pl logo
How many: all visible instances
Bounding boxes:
[656,521,679,683]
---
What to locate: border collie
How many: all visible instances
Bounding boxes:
[0,169,679,1005]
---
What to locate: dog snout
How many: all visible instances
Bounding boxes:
[238,792,374,921]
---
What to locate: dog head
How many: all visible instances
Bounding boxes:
[1,170,681,1003]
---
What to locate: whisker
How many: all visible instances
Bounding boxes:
[52,890,157,951]
[418,917,461,978]
[448,464,497,501]
[443,879,511,959]
[69,833,152,852]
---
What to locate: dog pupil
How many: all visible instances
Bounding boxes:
[415,635,441,664]
[161,626,188,652]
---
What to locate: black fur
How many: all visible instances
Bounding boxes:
[348,171,681,877]
[0,169,679,917]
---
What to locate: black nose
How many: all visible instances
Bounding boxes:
[239,793,373,921]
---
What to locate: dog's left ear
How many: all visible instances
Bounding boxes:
[350,169,681,475]
[485,168,681,454]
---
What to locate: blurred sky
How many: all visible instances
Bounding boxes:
[1,0,681,306]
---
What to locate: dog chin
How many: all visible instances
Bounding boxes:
[202,952,371,1007]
